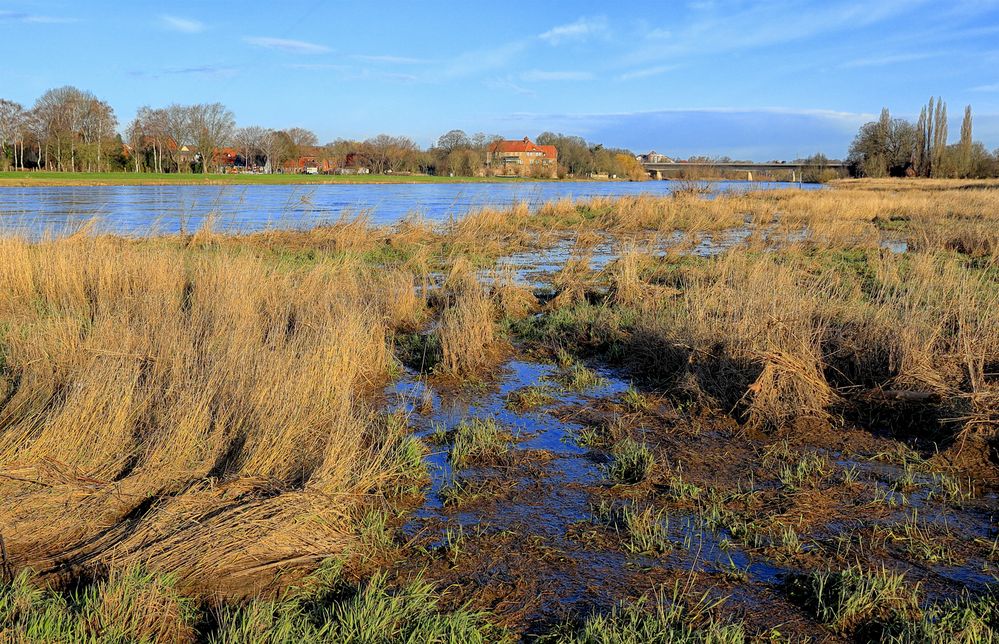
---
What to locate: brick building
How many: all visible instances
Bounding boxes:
[486,137,558,178]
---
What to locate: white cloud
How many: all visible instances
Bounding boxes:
[245,36,331,55]
[521,69,594,82]
[971,82,999,92]
[160,15,204,33]
[539,16,608,45]
[619,64,679,80]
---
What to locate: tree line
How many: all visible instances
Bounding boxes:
[849,98,999,178]
[0,86,645,178]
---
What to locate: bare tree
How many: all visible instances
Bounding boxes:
[285,127,318,148]
[261,129,294,173]
[163,104,193,172]
[79,98,116,172]
[235,125,268,170]
[188,103,235,173]
[0,99,25,170]
[125,117,145,173]
[436,129,470,155]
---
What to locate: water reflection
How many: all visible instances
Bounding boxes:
[0,180,822,237]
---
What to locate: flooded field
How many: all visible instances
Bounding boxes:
[0,179,820,236]
[0,185,996,641]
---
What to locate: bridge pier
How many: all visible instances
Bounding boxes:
[747,170,752,182]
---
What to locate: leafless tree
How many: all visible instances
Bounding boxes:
[0,99,26,170]
[262,129,294,173]
[188,103,235,173]
[235,125,268,170]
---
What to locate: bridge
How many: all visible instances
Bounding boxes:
[641,161,848,181]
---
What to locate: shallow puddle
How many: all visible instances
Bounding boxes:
[382,355,997,632]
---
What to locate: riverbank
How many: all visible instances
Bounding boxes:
[1,187,996,641]
[0,170,550,187]
[829,177,999,191]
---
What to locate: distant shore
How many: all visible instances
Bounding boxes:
[0,171,564,187]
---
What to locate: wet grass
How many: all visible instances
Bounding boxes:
[2,185,998,640]
[449,418,513,468]
[605,438,655,485]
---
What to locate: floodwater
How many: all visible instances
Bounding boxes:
[380,356,998,630]
[0,180,822,236]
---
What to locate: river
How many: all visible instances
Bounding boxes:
[0,180,820,236]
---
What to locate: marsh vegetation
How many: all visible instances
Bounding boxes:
[1,179,997,641]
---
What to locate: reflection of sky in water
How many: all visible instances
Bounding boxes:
[0,180,821,237]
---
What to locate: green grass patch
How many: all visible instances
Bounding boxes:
[542,583,746,643]
[504,385,557,411]
[786,565,920,635]
[605,437,655,485]
[450,418,512,468]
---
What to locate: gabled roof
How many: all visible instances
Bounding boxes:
[488,137,557,159]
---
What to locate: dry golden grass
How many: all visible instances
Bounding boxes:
[1,181,997,601]
[437,260,503,377]
[0,233,410,595]
[601,241,998,433]
[829,177,999,191]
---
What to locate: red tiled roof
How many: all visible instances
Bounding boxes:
[488,137,557,159]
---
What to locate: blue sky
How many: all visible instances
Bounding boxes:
[3,0,999,159]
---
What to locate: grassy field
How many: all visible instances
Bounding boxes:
[1,179,997,641]
[0,171,541,186]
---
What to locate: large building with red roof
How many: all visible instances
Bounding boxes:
[486,137,558,178]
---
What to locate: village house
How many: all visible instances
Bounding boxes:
[637,151,673,164]
[486,137,558,178]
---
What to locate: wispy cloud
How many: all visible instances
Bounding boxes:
[351,54,434,65]
[0,10,75,24]
[484,77,536,96]
[539,16,608,45]
[624,1,924,63]
[286,63,417,83]
[971,82,999,92]
[439,40,528,79]
[840,52,935,68]
[160,15,205,34]
[128,65,237,79]
[244,36,331,54]
[521,69,594,82]
[619,64,679,80]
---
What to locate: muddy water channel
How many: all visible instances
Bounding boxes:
[381,352,997,636]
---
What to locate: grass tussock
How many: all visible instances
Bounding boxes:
[544,583,746,643]
[0,235,413,593]
[436,259,504,378]
[787,565,920,635]
[449,418,511,468]
[606,438,655,485]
